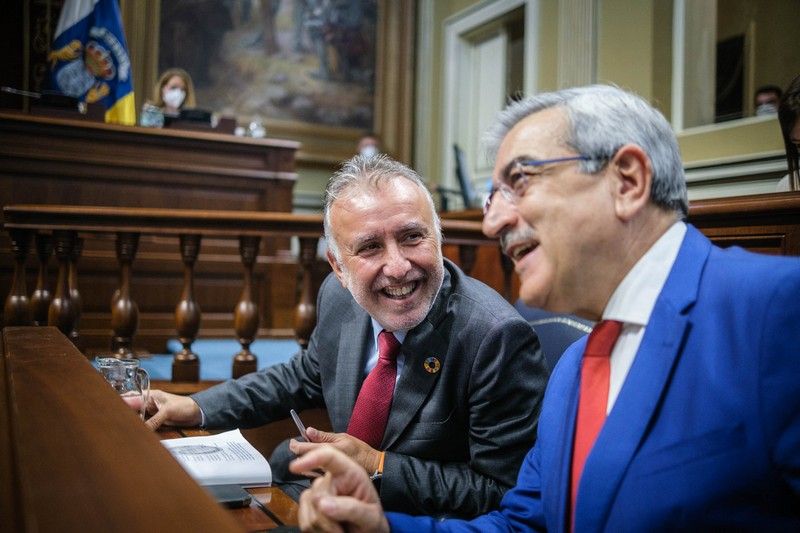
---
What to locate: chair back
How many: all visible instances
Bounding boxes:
[514,301,594,370]
[453,144,479,209]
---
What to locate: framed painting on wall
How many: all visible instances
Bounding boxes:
[157,0,384,162]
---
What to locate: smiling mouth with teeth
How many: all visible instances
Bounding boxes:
[509,244,536,261]
[382,281,418,299]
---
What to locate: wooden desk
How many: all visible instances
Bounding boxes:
[0,326,297,532]
[159,427,299,531]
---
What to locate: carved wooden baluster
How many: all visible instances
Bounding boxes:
[232,235,261,378]
[3,229,32,327]
[111,232,140,359]
[48,230,77,336]
[30,233,53,326]
[293,237,319,350]
[68,237,84,346]
[499,247,514,302]
[458,244,477,276]
[173,234,202,382]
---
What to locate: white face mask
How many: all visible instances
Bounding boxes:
[756,103,778,116]
[359,144,378,157]
[163,88,186,109]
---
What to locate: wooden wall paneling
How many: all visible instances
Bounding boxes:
[687,191,800,255]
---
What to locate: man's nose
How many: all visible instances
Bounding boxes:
[383,243,412,279]
[482,193,518,239]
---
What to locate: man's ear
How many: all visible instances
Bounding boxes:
[327,250,347,287]
[609,143,652,221]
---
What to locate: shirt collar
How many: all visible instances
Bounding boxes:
[370,317,407,348]
[603,221,687,326]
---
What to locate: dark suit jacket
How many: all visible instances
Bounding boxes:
[388,225,800,531]
[193,258,549,517]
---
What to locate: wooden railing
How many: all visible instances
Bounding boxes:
[2,204,498,381]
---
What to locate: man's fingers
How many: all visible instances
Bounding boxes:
[317,496,388,532]
[313,470,334,493]
[306,426,335,443]
[317,495,360,520]
[290,438,320,455]
[145,408,166,430]
[290,446,358,478]
[295,451,385,532]
[289,441,327,477]
[298,483,345,533]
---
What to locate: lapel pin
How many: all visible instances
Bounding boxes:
[423,356,441,374]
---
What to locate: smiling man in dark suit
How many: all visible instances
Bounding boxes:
[143,154,548,518]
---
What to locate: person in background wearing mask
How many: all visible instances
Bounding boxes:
[754,84,782,116]
[357,133,381,157]
[153,67,196,117]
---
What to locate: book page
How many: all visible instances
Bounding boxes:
[161,429,271,486]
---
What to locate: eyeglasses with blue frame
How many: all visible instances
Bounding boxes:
[483,155,604,215]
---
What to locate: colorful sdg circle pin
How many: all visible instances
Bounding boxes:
[423,356,441,374]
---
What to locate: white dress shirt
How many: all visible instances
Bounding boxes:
[603,221,687,413]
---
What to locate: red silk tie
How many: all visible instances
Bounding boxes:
[347,330,401,449]
[570,320,623,526]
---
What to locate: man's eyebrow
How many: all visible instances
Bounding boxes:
[350,222,430,249]
[351,232,381,250]
[499,155,537,179]
[396,221,429,235]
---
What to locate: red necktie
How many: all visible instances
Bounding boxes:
[570,320,623,526]
[347,330,401,449]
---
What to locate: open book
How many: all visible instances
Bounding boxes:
[161,429,271,487]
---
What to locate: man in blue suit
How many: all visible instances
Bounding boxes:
[290,85,800,531]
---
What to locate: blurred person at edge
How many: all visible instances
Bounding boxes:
[777,75,800,191]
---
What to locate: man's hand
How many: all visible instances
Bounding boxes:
[289,427,381,474]
[141,389,202,430]
[291,446,389,533]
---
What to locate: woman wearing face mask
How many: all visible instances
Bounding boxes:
[153,68,196,117]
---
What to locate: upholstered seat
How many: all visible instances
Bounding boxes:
[514,301,594,370]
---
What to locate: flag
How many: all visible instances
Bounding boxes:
[49,0,136,125]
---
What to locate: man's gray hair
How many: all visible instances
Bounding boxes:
[483,85,689,217]
[323,153,442,261]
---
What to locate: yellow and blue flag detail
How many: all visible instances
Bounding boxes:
[49,0,135,125]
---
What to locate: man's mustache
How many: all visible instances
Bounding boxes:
[500,227,536,256]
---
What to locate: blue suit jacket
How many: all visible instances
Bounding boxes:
[388,225,800,531]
